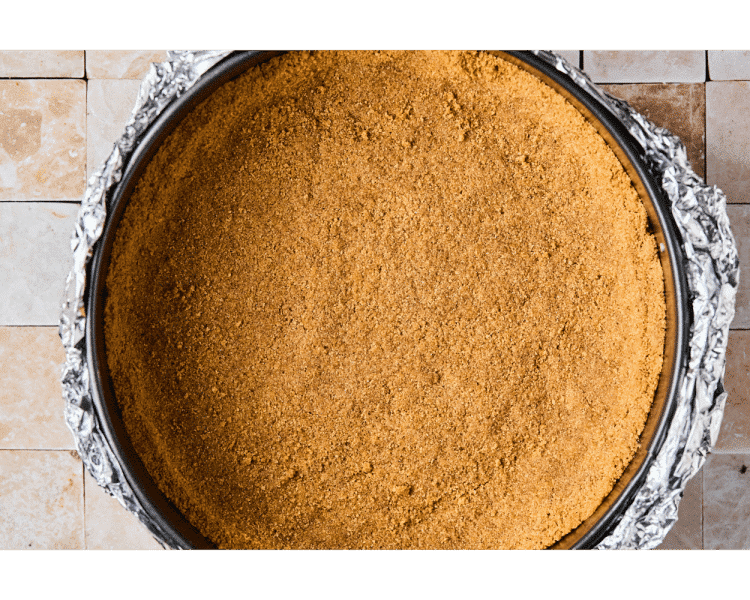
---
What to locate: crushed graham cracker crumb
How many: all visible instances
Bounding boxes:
[104,51,666,549]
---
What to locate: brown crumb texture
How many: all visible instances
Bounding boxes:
[104,51,666,549]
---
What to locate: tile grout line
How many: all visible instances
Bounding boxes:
[85,70,88,184]
[0,448,77,452]
[0,324,59,327]
[706,50,709,82]
[701,467,705,549]
[0,77,84,81]
[82,459,87,550]
[704,73,708,209]
[0,326,64,329]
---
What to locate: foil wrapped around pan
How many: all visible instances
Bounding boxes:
[59,50,739,549]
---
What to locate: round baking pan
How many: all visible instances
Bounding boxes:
[85,50,690,549]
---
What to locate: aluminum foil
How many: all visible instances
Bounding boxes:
[60,50,739,549]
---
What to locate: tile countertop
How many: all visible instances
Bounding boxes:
[0,50,747,550]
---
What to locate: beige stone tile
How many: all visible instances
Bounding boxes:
[0,79,86,200]
[87,79,143,177]
[715,331,750,453]
[583,51,706,83]
[726,206,750,329]
[84,471,163,550]
[707,82,750,203]
[551,51,580,68]
[0,450,83,549]
[658,470,703,549]
[0,327,71,450]
[703,453,750,549]
[0,203,79,326]
[85,51,167,80]
[709,51,750,81]
[0,51,84,78]
[600,83,705,178]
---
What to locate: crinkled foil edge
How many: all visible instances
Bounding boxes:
[60,50,739,549]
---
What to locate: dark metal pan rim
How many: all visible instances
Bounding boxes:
[85,50,689,550]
